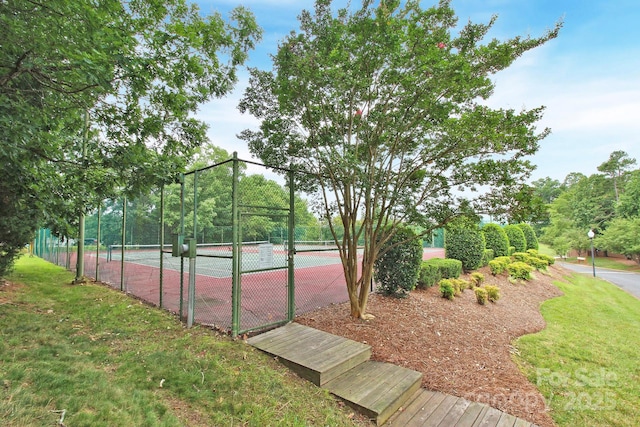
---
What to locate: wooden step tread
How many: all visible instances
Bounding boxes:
[247,322,371,386]
[323,360,423,426]
[384,389,538,427]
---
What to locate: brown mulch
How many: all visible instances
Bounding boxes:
[297,264,567,427]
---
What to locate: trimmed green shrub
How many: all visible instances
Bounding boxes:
[514,252,549,270]
[518,223,539,250]
[488,256,510,276]
[485,285,501,302]
[417,262,441,289]
[504,224,527,253]
[475,287,488,305]
[470,272,485,287]
[527,249,555,265]
[481,249,494,266]
[445,227,485,272]
[508,246,516,256]
[439,280,455,300]
[507,261,534,280]
[482,223,510,257]
[425,258,462,279]
[374,226,423,297]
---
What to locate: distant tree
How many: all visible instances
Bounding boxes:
[597,218,640,264]
[532,177,563,204]
[597,150,637,201]
[617,170,640,219]
[238,0,560,318]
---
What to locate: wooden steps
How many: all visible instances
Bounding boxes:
[247,322,372,386]
[248,323,537,427]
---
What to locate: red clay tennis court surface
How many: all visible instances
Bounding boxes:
[62,248,445,333]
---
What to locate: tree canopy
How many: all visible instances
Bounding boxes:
[238,0,560,317]
[0,0,261,276]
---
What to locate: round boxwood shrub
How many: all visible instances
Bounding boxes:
[427,258,463,279]
[475,287,488,305]
[507,261,535,280]
[417,262,441,289]
[518,223,539,250]
[482,223,510,257]
[374,226,423,297]
[445,227,485,272]
[504,224,526,253]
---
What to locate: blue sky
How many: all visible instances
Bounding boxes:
[195,0,640,183]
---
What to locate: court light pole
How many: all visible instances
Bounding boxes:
[588,229,596,277]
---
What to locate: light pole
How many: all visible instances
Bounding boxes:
[588,229,596,277]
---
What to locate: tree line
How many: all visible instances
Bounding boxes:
[532,150,640,262]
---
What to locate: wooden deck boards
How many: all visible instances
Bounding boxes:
[248,323,539,427]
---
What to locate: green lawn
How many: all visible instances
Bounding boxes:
[0,256,364,427]
[515,273,640,427]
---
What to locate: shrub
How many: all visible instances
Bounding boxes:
[514,252,549,270]
[425,258,462,279]
[445,227,485,272]
[504,224,527,253]
[482,223,510,257]
[512,252,532,263]
[484,285,501,302]
[475,287,488,305]
[488,256,510,276]
[481,249,494,266]
[374,226,423,297]
[507,261,534,280]
[518,223,539,250]
[417,262,441,289]
[508,246,516,256]
[527,249,555,265]
[470,272,485,287]
[439,279,455,300]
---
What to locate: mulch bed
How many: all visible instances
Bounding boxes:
[297,265,567,427]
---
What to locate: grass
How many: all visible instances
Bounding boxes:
[0,256,365,427]
[514,273,640,427]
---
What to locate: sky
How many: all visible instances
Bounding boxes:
[194,0,640,184]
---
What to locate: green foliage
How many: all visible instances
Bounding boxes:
[481,248,494,266]
[489,256,511,276]
[474,287,488,305]
[484,285,501,302]
[482,223,510,257]
[425,258,462,279]
[517,223,539,250]
[417,262,442,289]
[504,224,527,252]
[439,280,455,300]
[1,0,262,259]
[527,249,555,265]
[508,246,516,255]
[470,272,485,287]
[596,217,640,264]
[238,0,560,317]
[374,226,423,297]
[445,227,485,272]
[507,261,534,280]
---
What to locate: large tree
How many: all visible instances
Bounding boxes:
[238,0,560,318]
[597,150,637,201]
[0,0,261,276]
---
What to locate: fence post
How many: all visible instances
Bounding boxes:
[179,174,185,320]
[121,196,126,292]
[231,152,240,337]
[287,167,295,322]
[96,204,101,282]
[159,185,164,309]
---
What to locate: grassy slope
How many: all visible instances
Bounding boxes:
[515,272,640,427]
[0,256,363,427]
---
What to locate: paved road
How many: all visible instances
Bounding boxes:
[559,262,640,299]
